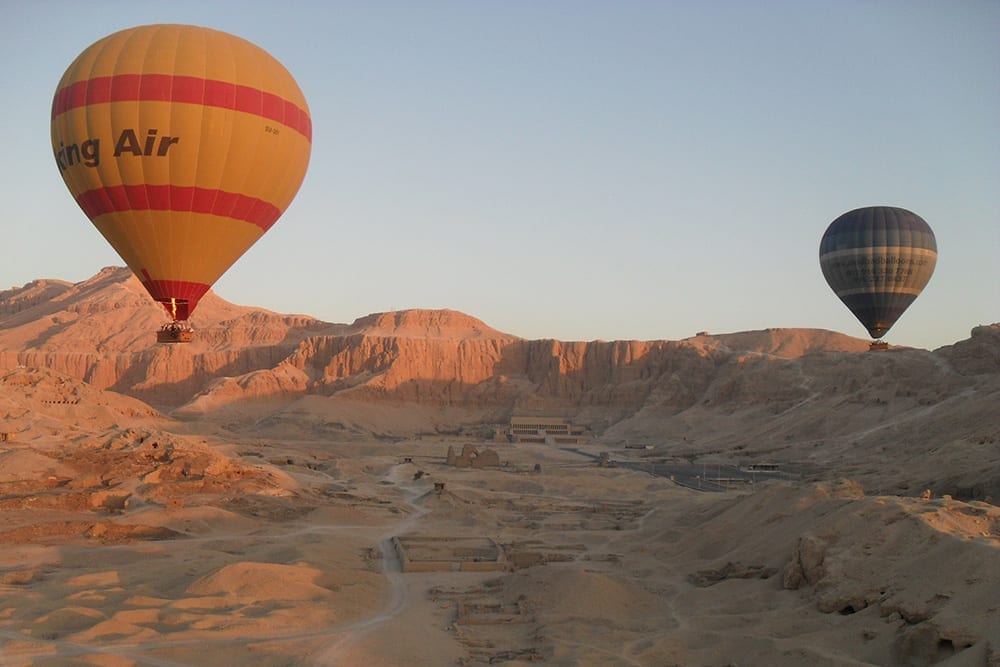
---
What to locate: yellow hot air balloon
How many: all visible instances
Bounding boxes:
[50,24,311,342]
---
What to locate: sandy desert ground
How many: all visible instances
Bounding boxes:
[2,417,997,667]
[0,270,997,666]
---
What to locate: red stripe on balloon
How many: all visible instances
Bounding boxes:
[52,74,312,141]
[75,185,281,231]
[141,279,211,321]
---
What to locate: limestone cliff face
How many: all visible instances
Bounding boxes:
[2,269,996,447]
[0,267,920,417]
[267,334,719,414]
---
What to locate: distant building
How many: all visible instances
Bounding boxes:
[744,462,781,472]
[498,416,588,444]
[447,444,501,468]
[392,536,506,573]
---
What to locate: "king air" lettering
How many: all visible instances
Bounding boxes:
[54,128,180,172]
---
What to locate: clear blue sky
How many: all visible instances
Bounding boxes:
[2,1,997,349]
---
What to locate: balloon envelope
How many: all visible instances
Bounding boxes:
[819,206,936,339]
[51,24,311,321]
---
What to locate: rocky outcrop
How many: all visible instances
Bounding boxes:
[0,279,73,316]
[659,482,1000,667]
[782,534,828,590]
[935,323,1000,375]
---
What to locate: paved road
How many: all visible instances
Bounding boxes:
[620,462,755,492]
[562,448,785,493]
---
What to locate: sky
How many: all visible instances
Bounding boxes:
[2,1,997,349]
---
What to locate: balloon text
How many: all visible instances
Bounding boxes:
[54,139,100,171]
[54,128,180,172]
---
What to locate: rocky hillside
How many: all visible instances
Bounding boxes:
[0,268,879,416]
[0,269,872,404]
[1,268,998,499]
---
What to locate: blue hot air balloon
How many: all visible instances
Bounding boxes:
[820,206,937,341]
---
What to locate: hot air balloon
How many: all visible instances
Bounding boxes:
[50,24,311,343]
[819,206,936,349]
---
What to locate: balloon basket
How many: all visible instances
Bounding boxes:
[868,340,890,351]
[157,323,194,344]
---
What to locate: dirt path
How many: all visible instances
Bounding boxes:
[307,465,430,664]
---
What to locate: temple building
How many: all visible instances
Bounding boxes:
[497,416,588,444]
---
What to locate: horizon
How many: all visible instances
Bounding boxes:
[2,2,997,351]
